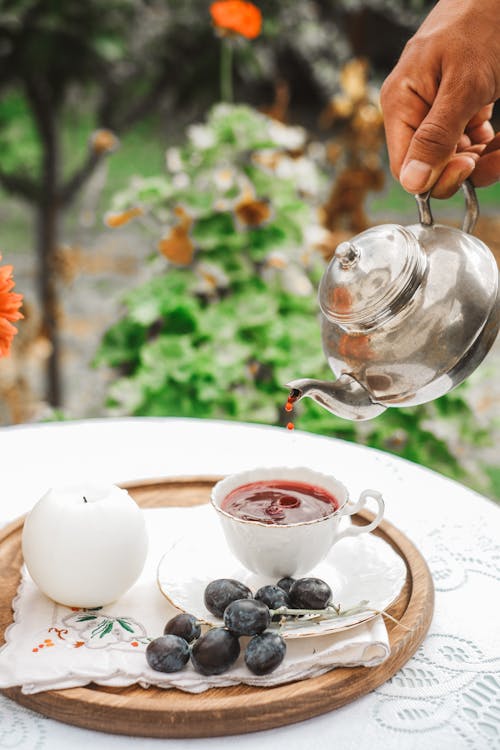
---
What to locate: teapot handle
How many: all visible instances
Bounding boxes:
[415,179,479,234]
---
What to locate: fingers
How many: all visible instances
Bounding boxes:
[467,122,495,143]
[471,133,500,187]
[381,56,496,197]
[467,120,495,145]
[381,80,430,180]
[399,80,481,193]
[482,133,500,155]
[458,143,487,156]
[434,111,494,195]
[431,153,478,199]
[458,134,472,150]
[466,103,495,143]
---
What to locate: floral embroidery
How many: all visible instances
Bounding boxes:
[30,609,149,654]
[60,610,148,649]
[32,638,55,653]
[48,627,68,640]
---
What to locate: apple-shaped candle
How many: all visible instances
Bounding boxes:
[21,484,148,608]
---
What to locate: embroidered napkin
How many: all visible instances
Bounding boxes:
[0,506,390,694]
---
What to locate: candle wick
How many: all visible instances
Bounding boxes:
[83,496,88,503]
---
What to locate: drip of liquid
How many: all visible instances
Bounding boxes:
[284,388,300,431]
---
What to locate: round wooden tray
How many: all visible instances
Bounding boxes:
[0,476,434,738]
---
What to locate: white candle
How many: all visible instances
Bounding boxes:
[21,484,148,608]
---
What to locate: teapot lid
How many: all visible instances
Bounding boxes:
[319,224,427,330]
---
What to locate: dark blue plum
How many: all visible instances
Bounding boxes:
[204,578,252,618]
[245,632,287,675]
[191,627,240,675]
[255,585,289,619]
[146,635,190,673]
[223,599,270,636]
[288,577,332,609]
[163,613,201,643]
[276,577,296,594]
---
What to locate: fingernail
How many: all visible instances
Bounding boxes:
[400,160,433,193]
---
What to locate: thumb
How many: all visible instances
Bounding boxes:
[400,86,478,193]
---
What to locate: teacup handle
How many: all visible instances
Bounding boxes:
[335,489,385,541]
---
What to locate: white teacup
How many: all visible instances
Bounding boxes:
[210,466,385,578]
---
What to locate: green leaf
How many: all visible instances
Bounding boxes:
[94,319,146,370]
[192,214,240,251]
[117,618,135,633]
[99,621,114,638]
[91,619,111,637]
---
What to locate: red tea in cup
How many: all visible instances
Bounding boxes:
[220,480,339,525]
[211,467,385,576]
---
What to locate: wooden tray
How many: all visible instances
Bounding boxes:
[0,476,434,738]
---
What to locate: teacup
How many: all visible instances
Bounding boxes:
[210,466,385,578]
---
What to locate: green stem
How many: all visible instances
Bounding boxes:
[268,601,411,631]
[220,40,233,103]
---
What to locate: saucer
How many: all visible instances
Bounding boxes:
[157,510,407,638]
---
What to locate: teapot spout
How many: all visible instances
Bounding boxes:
[286,374,386,421]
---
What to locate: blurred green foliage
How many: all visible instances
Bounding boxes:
[0,92,40,174]
[484,466,500,499]
[370,178,500,218]
[96,104,491,485]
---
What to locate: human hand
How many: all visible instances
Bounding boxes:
[380,0,500,198]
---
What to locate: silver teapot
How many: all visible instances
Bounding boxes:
[287,182,500,421]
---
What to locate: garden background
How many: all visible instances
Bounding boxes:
[1,0,499,500]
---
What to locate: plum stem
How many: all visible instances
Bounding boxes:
[269,601,411,631]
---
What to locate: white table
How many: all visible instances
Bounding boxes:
[0,417,499,750]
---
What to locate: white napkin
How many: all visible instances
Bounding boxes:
[0,507,390,694]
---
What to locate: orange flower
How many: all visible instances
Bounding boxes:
[104,207,144,228]
[90,129,120,155]
[210,1,262,39]
[158,206,195,265]
[0,255,23,357]
[234,195,271,228]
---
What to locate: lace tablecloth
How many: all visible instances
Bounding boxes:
[1,417,499,750]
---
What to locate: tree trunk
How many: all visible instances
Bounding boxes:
[36,192,61,406]
[27,79,62,407]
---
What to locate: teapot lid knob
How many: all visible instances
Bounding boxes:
[336,241,360,269]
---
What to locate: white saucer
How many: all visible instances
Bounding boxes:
[157,509,407,639]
